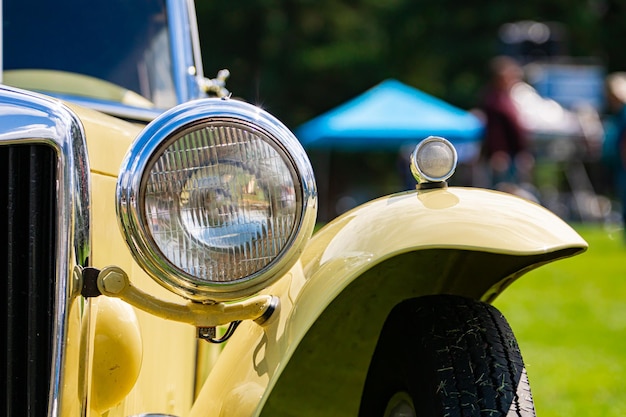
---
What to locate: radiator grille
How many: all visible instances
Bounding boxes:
[1,144,57,416]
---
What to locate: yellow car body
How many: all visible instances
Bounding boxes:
[1,1,587,416]
[79,95,586,416]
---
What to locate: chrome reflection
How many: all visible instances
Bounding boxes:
[0,85,91,417]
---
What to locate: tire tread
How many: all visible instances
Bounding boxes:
[359,295,536,417]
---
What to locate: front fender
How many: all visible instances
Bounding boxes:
[305,186,586,262]
[190,187,587,417]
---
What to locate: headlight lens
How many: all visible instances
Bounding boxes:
[117,99,317,301]
[410,136,458,184]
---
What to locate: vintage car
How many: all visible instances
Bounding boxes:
[1,0,587,416]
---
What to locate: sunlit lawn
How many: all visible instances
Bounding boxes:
[495,224,626,416]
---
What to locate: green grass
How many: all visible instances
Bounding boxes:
[495,224,626,416]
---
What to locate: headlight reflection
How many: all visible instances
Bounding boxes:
[144,123,299,283]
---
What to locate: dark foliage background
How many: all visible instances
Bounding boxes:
[196,0,626,130]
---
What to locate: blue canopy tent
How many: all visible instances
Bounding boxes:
[295,79,485,220]
[295,79,484,160]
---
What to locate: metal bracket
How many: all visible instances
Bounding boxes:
[201,69,231,98]
[197,321,242,344]
[81,266,102,297]
[79,265,278,340]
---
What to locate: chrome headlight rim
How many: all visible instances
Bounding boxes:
[117,98,317,301]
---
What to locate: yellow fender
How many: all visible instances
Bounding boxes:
[190,187,587,417]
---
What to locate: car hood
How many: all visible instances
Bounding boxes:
[66,102,145,177]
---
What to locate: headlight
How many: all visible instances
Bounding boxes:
[116,99,317,301]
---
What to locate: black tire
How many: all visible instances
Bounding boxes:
[359,295,535,417]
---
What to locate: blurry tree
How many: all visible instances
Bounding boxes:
[196,0,619,129]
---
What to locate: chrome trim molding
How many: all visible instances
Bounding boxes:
[48,93,164,122]
[0,85,91,417]
[167,0,206,104]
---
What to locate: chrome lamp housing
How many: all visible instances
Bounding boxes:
[117,98,317,302]
[410,136,458,186]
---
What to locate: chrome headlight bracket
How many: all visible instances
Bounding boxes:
[117,98,317,302]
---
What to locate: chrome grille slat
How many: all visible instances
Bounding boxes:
[1,144,57,417]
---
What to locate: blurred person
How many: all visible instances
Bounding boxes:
[604,72,626,234]
[478,56,535,190]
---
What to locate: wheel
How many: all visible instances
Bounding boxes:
[359,295,535,417]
